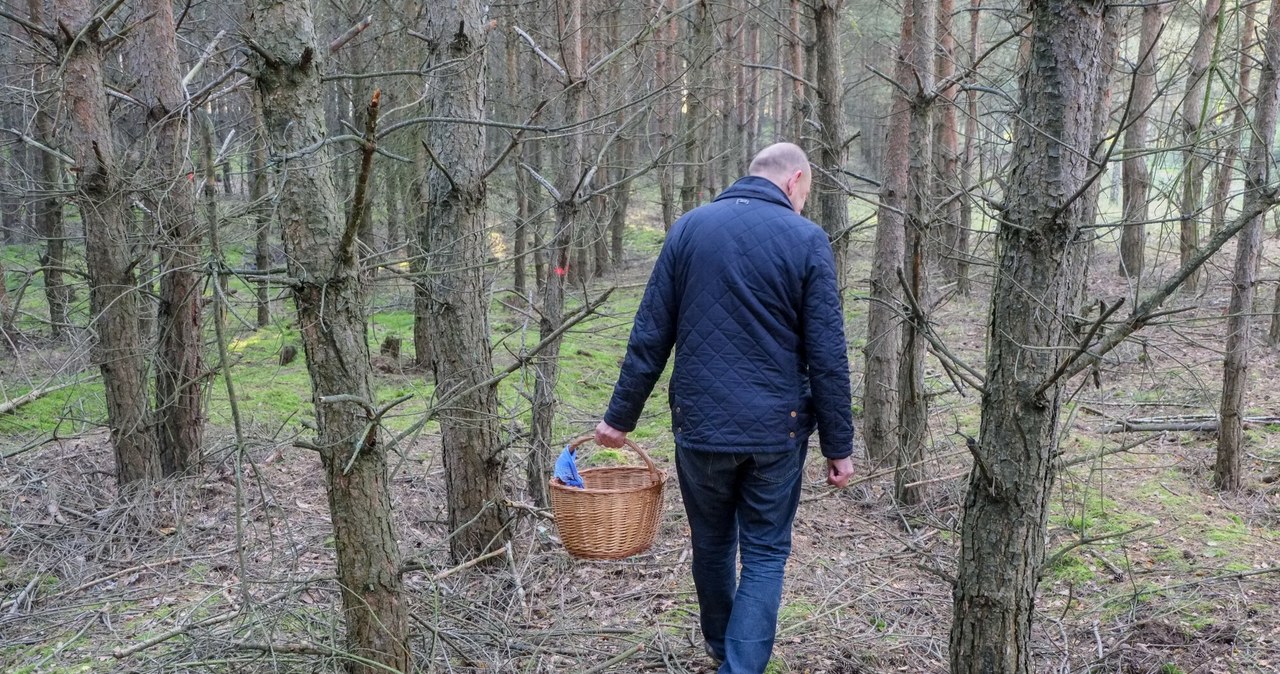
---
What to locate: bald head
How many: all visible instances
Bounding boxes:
[748,142,812,213]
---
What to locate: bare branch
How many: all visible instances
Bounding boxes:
[0,8,54,40]
[182,29,226,89]
[520,162,562,202]
[339,90,381,267]
[329,15,372,53]
[513,26,567,79]
[2,128,74,164]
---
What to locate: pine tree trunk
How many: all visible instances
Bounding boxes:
[1215,0,1280,492]
[1178,0,1223,293]
[29,0,68,338]
[893,0,934,503]
[680,0,713,213]
[248,2,408,669]
[54,0,159,485]
[813,0,849,287]
[956,0,981,296]
[1211,1,1258,238]
[949,2,1110,671]
[1118,2,1163,278]
[131,0,205,476]
[936,0,963,285]
[530,0,586,509]
[864,0,926,465]
[252,109,272,329]
[422,2,511,562]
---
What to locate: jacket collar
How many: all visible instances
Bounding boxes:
[712,176,795,211]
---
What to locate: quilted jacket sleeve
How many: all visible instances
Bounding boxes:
[802,233,855,459]
[603,234,680,432]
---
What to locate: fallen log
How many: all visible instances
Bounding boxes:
[1102,415,1280,433]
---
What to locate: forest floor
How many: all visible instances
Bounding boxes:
[3,218,1280,674]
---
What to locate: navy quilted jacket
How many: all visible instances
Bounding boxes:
[603,176,855,459]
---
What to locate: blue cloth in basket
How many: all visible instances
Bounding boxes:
[554,445,584,488]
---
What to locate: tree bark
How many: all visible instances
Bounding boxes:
[53,0,159,485]
[247,2,408,670]
[1215,0,1280,492]
[1118,2,1164,278]
[949,2,1110,671]
[130,0,205,476]
[422,2,511,563]
[1177,0,1223,293]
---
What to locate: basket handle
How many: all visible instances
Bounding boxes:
[568,434,660,477]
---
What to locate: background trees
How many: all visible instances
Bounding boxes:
[5,0,1280,671]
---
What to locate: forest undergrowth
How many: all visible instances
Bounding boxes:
[3,226,1280,674]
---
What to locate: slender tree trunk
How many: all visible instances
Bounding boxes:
[654,0,677,227]
[412,141,436,372]
[1215,0,1280,492]
[812,0,849,288]
[423,3,511,562]
[936,0,963,285]
[54,0,159,485]
[131,0,205,476]
[863,0,923,465]
[1178,0,1223,293]
[744,19,760,160]
[949,2,1110,671]
[29,0,68,338]
[894,0,935,505]
[1270,279,1280,346]
[680,0,712,212]
[252,112,272,329]
[530,0,585,508]
[1211,1,1258,238]
[787,0,806,140]
[1118,2,1164,278]
[248,3,408,669]
[956,0,981,296]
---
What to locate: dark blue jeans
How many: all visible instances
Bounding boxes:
[676,444,807,674]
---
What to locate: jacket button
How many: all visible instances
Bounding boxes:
[788,432,796,438]
[677,427,682,433]
[676,407,681,414]
[790,411,797,417]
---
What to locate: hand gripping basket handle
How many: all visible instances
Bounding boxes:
[568,434,660,478]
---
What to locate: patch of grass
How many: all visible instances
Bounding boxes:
[0,380,105,436]
[1047,552,1095,584]
[778,600,815,627]
[1206,520,1249,545]
[581,449,626,467]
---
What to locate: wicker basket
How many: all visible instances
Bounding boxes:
[549,434,667,560]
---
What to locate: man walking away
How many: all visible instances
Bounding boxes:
[595,142,856,674]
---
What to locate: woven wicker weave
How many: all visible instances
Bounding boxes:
[549,434,666,560]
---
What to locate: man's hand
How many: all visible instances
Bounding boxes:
[595,420,627,448]
[826,456,854,488]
